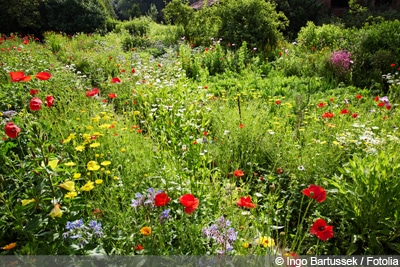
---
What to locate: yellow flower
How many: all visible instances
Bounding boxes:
[140,226,152,236]
[1,242,17,250]
[86,126,93,130]
[83,133,91,141]
[90,142,100,148]
[21,198,36,206]
[105,170,111,175]
[92,116,100,122]
[121,148,126,153]
[81,181,95,191]
[49,204,63,218]
[59,180,75,192]
[73,173,81,179]
[259,236,275,248]
[48,159,59,170]
[243,242,250,249]
[87,161,100,171]
[99,124,111,129]
[101,161,111,166]
[133,111,140,115]
[75,145,85,152]
[65,191,78,199]
[95,179,103,185]
[113,176,119,180]
[64,162,76,167]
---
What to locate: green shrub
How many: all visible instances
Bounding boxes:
[216,0,287,52]
[297,22,351,51]
[115,17,151,36]
[121,35,152,51]
[351,20,400,89]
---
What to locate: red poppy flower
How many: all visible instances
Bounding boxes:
[239,123,244,128]
[275,100,281,105]
[391,63,396,67]
[30,97,43,111]
[180,194,199,214]
[9,71,31,82]
[377,102,385,107]
[4,122,21,138]
[46,95,54,108]
[237,196,256,208]
[352,113,358,118]
[302,184,326,203]
[30,89,39,95]
[310,218,334,241]
[154,192,171,207]
[203,131,208,136]
[356,94,362,99]
[386,105,391,110]
[111,77,121,84]
[135,244,143,251]
[276,168,284,174]
[340,109,350,115]
[35,71,51,81]
[86,88,100,97]
[108,93,117,99]
[317,102,325,108]
[234,169,244,177]
[374,96,379,102]
[322,112,334,119]
[131,68,135,74]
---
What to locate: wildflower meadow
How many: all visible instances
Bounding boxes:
[1,18,400,258]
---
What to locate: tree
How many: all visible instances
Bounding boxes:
[43,0,108,34]
[163,0,194,36]
[0,0,43,35]
[216,0,288,51]
[273,0,322,38]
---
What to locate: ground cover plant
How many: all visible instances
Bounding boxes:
[1,18,400,257]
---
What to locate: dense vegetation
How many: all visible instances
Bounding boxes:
[1,0,400,258]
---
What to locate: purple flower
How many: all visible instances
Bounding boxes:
[379,96,390,106]
[131,188,163,210]
[159,209,171,223]
[202,216,238,255]
[331,50,352,75]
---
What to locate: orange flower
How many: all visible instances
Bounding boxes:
[140,226,152,236]
[234,169,244,177]
[2,242,17,250]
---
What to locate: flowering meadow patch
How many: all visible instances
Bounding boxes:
[0,32,399,256]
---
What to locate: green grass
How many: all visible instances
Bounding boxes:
[0,28,399,256]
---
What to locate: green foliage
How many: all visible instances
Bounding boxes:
[184,5,221,46]
[0,0,43,35]
[115,17,152,36]
[351,20,400,89]
[163,0,195,38]
[43,0,108,34]
[297,22,351,51]
[328,152,400,254]
[216,0,288,52]
[1,22,400,256]
[122,35,152,51]
[273,0,323,38]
